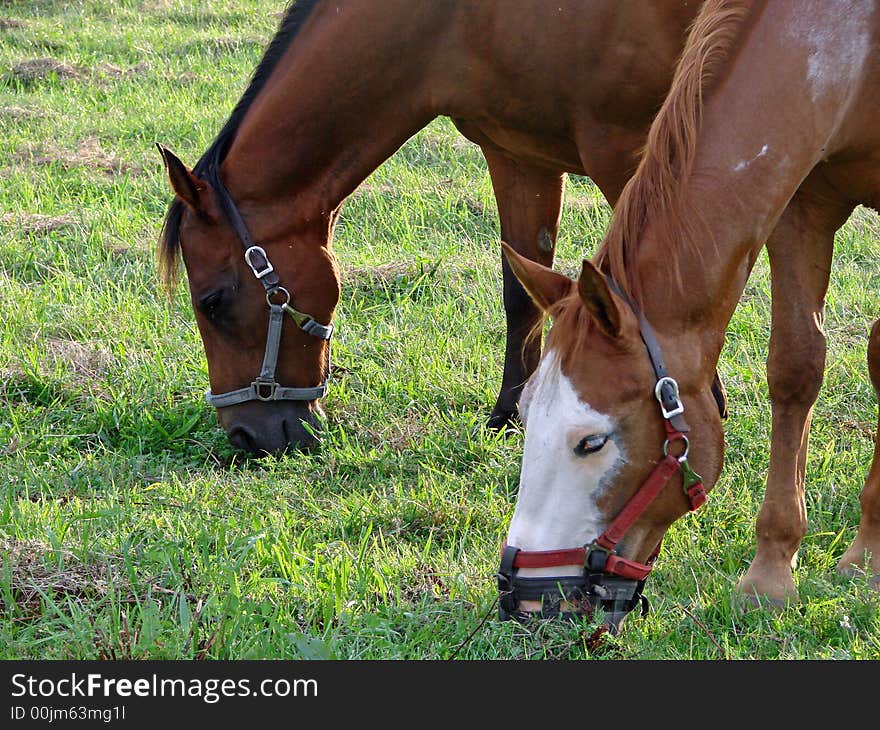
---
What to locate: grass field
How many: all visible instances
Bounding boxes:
[1,0,879,660]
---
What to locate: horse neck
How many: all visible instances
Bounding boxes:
[631,0,874,372]
[220,0,446,237]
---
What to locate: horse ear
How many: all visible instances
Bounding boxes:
[577,259,622,338]
[501,241,573,312]
[156,143,205,211]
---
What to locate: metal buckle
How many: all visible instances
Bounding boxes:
[654,376,684,419]
[244,245,274,279]
[251,380,278,402]
[585,542,611,572]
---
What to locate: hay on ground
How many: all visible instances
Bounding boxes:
[0,212,74,234]
[0,539,117,614]
[10,58,84,82]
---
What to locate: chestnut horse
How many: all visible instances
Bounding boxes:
[499,0,880,631]
[157,0,712,455]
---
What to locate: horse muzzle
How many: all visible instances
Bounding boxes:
[496,544,650,633]
[217,399,324,455]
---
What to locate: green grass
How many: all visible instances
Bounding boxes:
[1,0,879,660]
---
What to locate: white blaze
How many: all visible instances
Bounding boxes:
[506,350,624,577]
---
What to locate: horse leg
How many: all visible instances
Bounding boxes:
[836,318,880,586]
[482,146,565,431]
[738,190,851,604]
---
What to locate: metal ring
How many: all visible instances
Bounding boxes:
[266,286,291,307]
[663,434,689,460]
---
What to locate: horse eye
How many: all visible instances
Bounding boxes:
[198,290,224,315]
[573,434,608,457]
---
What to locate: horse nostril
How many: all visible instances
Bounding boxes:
[281,418,319,451]
[228,425,257,453]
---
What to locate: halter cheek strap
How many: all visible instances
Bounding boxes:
[204,169,334,408]
[203,301,330,407]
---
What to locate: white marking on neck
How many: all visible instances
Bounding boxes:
[507,350,624,577]
[733,144,769,172]
[786,1,873,104]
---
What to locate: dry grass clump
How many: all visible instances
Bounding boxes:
[0,212,74,234]
[11,137,140,176]
[9,58,84,82]
[0,538,119,616]
[43,337,113,381]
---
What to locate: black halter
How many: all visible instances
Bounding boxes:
[204,166,333,408]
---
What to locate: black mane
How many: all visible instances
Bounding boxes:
[159,0,323,287]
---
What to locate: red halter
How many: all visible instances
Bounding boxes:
[505,419,706,582]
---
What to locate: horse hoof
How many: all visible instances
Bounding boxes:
[836,564,880,590]
[736,578,799,611]
[738,593,790,612]
[485,410,522,435]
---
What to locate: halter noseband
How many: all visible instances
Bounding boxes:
[497,279,707,632]
[203,167,334,408]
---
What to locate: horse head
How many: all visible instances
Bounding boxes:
[497,243,725,631]
[158,145,339,455]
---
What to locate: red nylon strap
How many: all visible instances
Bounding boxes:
[509,545,586,569]
[506,544,655,579]
[663,419,686,448]
[604,554,653,581]
[604,537,663,580]
[687,483,707,510]
[595,453,681,552]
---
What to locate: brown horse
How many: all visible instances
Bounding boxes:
[157,0,708,454]
[498,0,880,630]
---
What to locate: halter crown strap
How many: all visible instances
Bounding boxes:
[603,276,690,433]
[211,165,258,252]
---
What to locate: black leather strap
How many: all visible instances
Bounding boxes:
[603,275,690,433]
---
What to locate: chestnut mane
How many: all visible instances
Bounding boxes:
[593,0,754,303]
